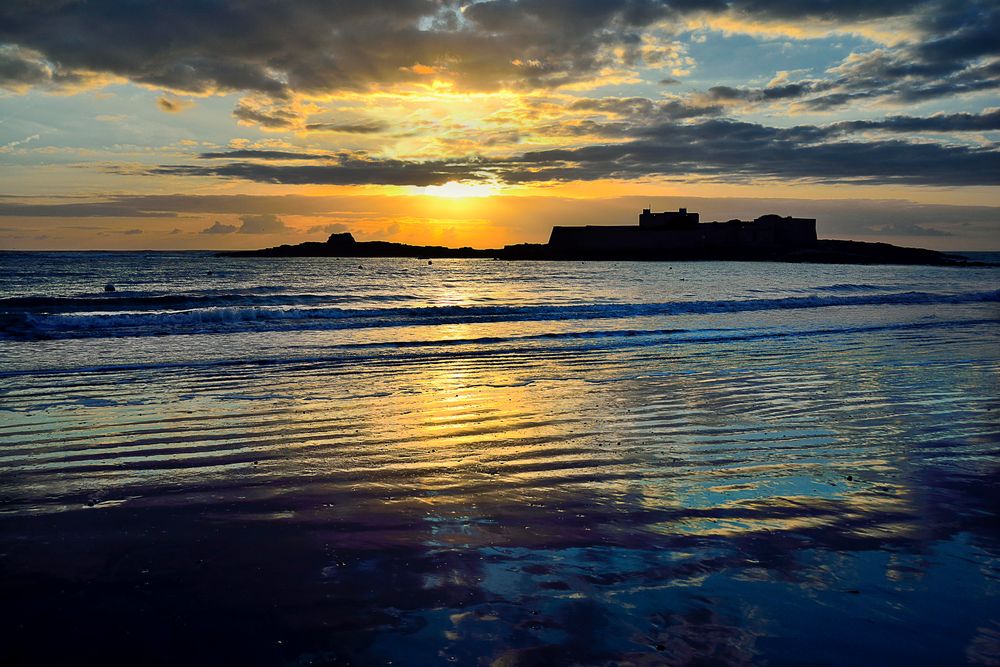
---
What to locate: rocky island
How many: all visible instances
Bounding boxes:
[221,209,977,266]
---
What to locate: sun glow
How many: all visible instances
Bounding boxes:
[417,181,498,199]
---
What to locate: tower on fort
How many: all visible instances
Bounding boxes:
[639,208,700,229]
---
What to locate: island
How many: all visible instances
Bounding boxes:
[220,209,977,265]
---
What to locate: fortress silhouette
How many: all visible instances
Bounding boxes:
[546,208,817,255]
[226,208,968,265]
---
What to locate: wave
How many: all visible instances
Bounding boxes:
[2,316,996,379]
[2,289,997,340]
[804,283,892,292]
[0,290,414,313]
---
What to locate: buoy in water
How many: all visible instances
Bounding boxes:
[104,283,116,292]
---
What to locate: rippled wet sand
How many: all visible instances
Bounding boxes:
[2,317,998,666]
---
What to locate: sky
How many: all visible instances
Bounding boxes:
[0,0,998,251]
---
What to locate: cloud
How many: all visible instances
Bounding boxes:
[304,121,390,134]
[0,198,177,217]
[232,99,300,129]
[0,133,40,152]
[864,221,953,237]
[502,120,1000,186]
[1,0,977,100]
[0,45,51,90]
[663,3,1000,112]
[149,111,1000,188]
[202,221,238,234]
[152,155,489,187]
[236,213,289,234]
[199,150,332,160]
[200,214,289,234]
[568,97,657,117]
[832,109,1000,133]
[157,96,195,113]
[0,44,103,91]
[0,194,381,218]
[725,0,925,21]
[307,222,350,235]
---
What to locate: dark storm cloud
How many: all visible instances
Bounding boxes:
[0,0,977,98]
[0,45,49,88]
[0,44,94,89]
[914,0,1000,64]
[0,0,675,94]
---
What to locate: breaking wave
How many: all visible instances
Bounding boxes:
[2,289,997,340]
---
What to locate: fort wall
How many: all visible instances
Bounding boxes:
[548,212,817,254]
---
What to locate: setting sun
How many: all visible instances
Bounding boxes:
[416,181,499,199]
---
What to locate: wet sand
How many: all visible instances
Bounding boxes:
[2,317,998,666]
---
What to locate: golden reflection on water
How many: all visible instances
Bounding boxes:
[0,333,977,559]
[1,326,998,666]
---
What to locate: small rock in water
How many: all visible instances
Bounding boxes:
[428,260,433,265]
[104,283,116,292]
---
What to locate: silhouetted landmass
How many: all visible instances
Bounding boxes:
[228,232,496,258]
[221,214,980,266]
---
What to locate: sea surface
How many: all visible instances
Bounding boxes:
[1,251,999,666]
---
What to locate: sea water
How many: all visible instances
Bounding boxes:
[1,252,998,665]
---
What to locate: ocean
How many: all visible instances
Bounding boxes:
[1,251,998,666]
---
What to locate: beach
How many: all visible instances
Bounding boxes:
[1,252,998,666]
